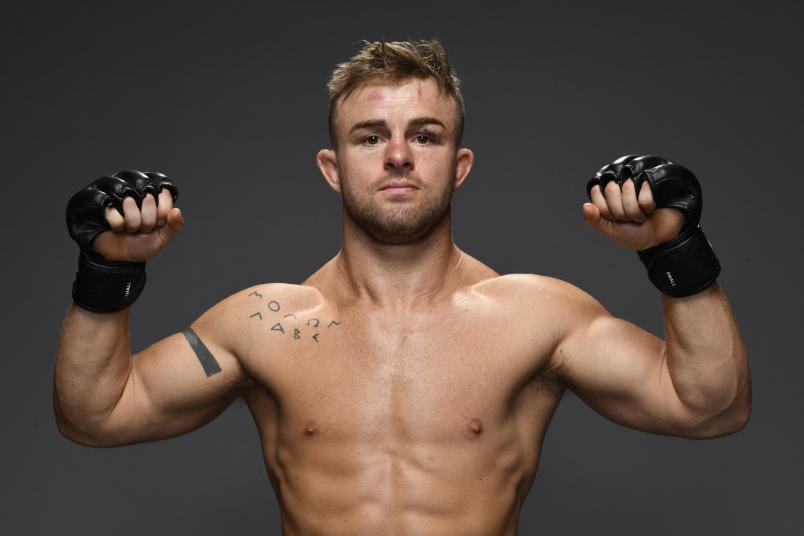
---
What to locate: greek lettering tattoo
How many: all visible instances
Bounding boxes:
[246,289,341,343]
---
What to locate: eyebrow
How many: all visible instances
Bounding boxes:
[348,117,447,135]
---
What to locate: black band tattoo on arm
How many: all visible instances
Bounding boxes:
[182,328,222,378]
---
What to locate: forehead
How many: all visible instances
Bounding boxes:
[336,77,456,127]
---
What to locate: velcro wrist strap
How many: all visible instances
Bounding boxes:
[72,251,147,313]
[637,225,721,298]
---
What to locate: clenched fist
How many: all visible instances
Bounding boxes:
[67,170,183,262]
[582,155,721,297]
[582,155,687,251]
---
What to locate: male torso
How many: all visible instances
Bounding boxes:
[231,253,568,535]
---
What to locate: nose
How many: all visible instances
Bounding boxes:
[384,137,413,174]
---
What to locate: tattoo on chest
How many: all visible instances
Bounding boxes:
[247,290,340,343]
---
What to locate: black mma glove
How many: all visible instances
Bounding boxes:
[66,170,179,312]
[586,155,720,297]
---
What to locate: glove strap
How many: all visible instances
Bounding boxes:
[72,251,147,313]
[637,225,721,298]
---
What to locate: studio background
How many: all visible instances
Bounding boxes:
[2,1,801,534]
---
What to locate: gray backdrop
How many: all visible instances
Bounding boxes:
[3,0,801,534]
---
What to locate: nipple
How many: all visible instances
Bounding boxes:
[467,418,483,436]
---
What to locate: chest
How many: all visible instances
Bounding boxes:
[243,304,556,440]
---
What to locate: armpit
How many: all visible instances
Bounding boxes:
[231,373,261,405]
[528,361,568,397]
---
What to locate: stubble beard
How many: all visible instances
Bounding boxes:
[341,174,454,245]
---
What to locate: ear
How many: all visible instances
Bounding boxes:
[316,149,341,194]
[453,148,474,191]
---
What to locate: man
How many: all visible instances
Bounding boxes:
[54,40,751,535]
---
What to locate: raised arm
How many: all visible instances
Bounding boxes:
[54,170,255,447]
[548,155,751,438]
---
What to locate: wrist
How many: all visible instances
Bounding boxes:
[72,250,147,313]
[637,225,720,298]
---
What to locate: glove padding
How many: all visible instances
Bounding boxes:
[586,155,720,297]
[65,170,179,312]
[66,170,178,254]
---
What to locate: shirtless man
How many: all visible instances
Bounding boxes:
[54,40,751,535]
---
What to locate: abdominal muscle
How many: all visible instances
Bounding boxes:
[245,364,562,536]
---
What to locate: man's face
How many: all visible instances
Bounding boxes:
[324,77,470,244]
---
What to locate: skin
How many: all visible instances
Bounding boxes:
[54,77,751,535]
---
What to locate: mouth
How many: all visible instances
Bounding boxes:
[379,181,419,193]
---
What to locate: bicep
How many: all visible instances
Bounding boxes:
[554,296,701,437]
[98,324,251,446]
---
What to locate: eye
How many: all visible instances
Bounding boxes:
[364,135,380,145]
[413,129,440,145]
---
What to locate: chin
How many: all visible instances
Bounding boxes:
[343,188,453,245]
[365,207,451,244]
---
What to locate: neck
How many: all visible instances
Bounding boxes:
[332,208,464,309]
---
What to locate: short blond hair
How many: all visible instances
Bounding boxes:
[327,39,464,147]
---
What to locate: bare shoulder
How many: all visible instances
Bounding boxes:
[469,274,610,360]
[471,273,606,314]
[210,282,324,314]
[185,282,326,397]
[191,282,325,353]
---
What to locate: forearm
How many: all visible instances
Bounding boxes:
[54,304,133,439]
[662,283,751,419]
